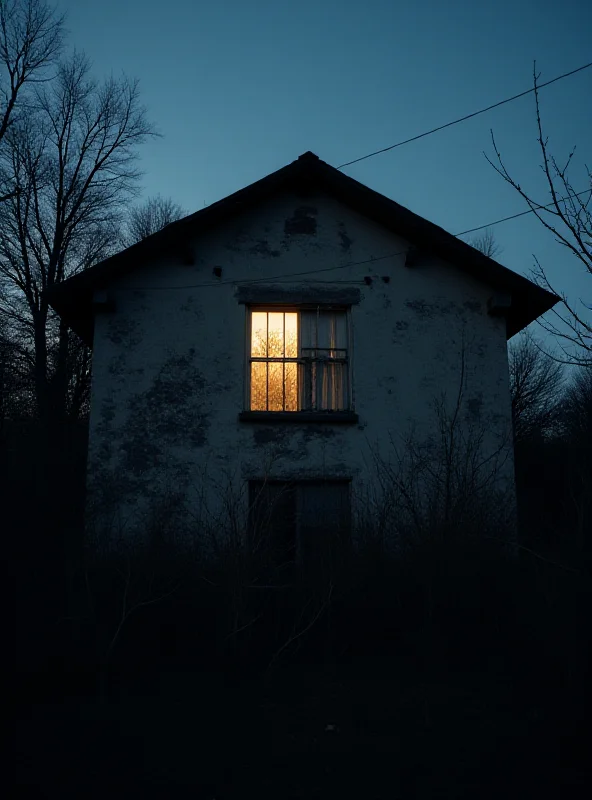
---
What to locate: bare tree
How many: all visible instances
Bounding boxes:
[0,310,12,431]
[125,194,185,245]
[509,332,564,442]
[561,360,592,445]
[559,362,592,552]
[0,51,155,424]
[487,63,592,365]
[366,337,515,547]
[469,227,501,259]
[0,0,64,201]
[0,286,37,426]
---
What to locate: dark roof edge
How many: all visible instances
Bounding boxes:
[47,150,559,344]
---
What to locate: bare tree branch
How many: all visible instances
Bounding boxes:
[0,0,64,149]
[509,331,564,442]
[0,49,156,422]
[468,227,501,259]
[486,62,591,363]
[125,193,185,245]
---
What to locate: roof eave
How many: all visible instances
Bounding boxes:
[46,151,560,344]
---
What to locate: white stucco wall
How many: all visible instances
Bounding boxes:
[86,190,515,548]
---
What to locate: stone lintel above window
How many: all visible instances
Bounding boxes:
[236,284,361,306]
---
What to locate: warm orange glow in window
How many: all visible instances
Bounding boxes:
[250,311,298,411]
[251,312,268,358]
[249,309,349,413]
[284,314,298,357]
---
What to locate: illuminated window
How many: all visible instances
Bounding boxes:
[249,309,350,412]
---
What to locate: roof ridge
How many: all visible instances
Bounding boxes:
[47,150,558,345]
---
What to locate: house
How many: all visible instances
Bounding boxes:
[49,151,557,562]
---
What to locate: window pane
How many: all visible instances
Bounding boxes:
[249,309,348,414]
[251,312,267,357]
[285,361,298,411]
[300,311,316,350]
[333,313,348,348]
[249,481,297,569]
[268,312,285,357]
[317,311,347,351]
[299,482,351,567]
[318,361,348,410]
[268,361,284,411]
[285,313,298,358]
[301,310,347,353]
[300,362,348,411]
[299,362,314,411]
[250,362,267,410]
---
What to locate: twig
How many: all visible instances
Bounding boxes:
[224,612,263,640]
[265,583,334,678]
[104,580,180,665]
[482,535,579,572]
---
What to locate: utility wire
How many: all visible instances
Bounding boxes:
[116,63,592,293]
[336,61,592,169]
[123,187,589,291]
[455,189,591,236]
[121,251,406,291]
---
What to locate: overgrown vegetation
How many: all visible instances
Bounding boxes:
[4,13,591,790]
[9,349,592,795]
[8,342,590,695]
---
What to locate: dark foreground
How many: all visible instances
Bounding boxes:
[14,661,590,799]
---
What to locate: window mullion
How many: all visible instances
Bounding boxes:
[265,312,269,411]
[248,308,350,413]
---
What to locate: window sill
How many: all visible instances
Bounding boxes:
[239,411,359,424]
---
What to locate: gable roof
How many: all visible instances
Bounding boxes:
[48,151,558,344]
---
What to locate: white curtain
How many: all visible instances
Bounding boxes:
[300,310,348,410]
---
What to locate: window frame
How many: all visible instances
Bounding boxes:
[247,478,352,571]
[244,304,355,416]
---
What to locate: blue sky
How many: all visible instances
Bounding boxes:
[58,0,591,344]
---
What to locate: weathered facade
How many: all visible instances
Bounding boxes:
[49,152,557,554]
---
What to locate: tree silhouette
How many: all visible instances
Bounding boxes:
[0,0,64,145]
[0,51,155,423]
[509,332,564,442]
[487,64,591,364]
[125,194,185,245]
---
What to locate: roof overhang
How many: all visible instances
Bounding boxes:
[47,151,559,346]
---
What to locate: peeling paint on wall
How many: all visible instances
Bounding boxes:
[405,299,458,318]
[125,353,208,451]
[107,317,142,348]
[467,393,484,421]
[248,240,281,258]
[338,221,353,252]
[463,300,482,313]
[86,190,515,548]
[284,206,318,236]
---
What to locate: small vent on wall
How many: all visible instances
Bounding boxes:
[487,294,512,316]
[405,248,419,267]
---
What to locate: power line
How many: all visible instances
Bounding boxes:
[122,251,406,291]
[336,61,592,170]
[455,189,591,236]
[114,63,592,293]
[123,188,590,291]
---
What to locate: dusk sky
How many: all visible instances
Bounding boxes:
[58,0,591,344]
